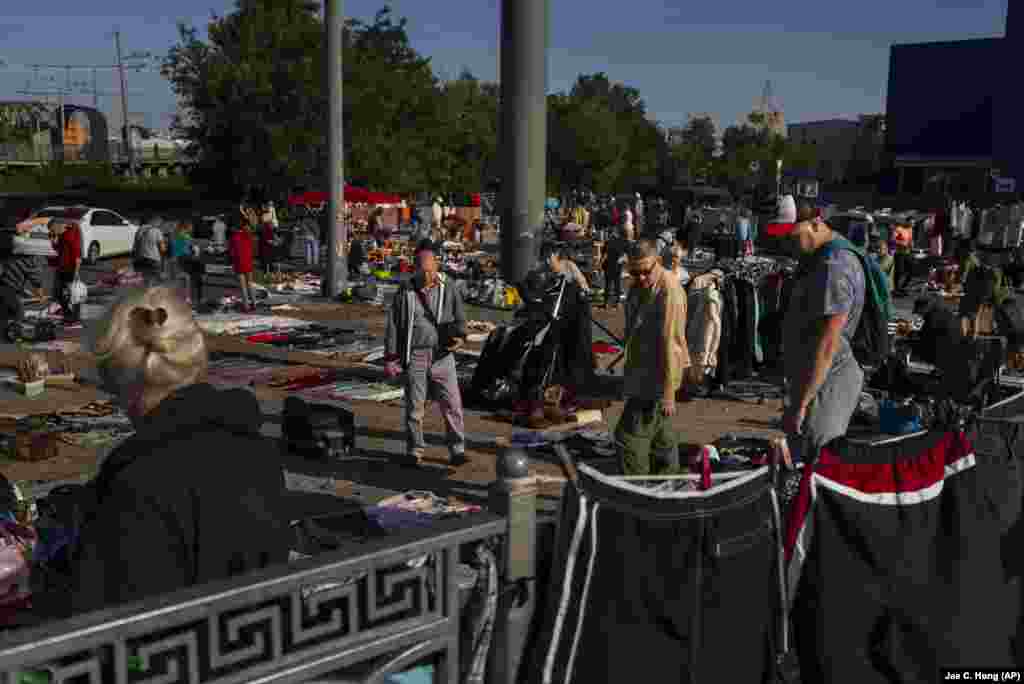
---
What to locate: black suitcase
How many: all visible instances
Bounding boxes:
[282,396,358,460]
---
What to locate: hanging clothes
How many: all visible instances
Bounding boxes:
[753,285,763,365]
[787,431,1012,682]
[712,279,738,388]
[686,273,723,374]
[728,279,758,381]
[534,463,782,684]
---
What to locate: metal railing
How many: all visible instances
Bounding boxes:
[0,514,505,684]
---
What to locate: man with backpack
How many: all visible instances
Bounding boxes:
[766,196,891,464]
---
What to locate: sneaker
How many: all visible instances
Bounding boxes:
[449,450,468,467]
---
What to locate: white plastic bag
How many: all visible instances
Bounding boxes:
[68,278,88,305]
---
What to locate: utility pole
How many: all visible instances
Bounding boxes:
[498,0,548,286]
[91,69,98,108]
[113,30,134,178]
[324,0,345,298]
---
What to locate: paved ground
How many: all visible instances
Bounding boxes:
[4,252,790,507]
[12,247,930,508]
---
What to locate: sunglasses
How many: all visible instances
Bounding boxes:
[629,263,657,279]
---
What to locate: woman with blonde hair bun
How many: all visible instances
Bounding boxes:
[45,285,291,618]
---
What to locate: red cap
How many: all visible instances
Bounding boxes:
[765,195,798,237]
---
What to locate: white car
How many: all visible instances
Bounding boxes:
[16,206,140,262]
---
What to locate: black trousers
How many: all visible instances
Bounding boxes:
[789,432,1014,682]
[54,270,80,322]
[603,267,622,306]
[540,466,780,684]
[894,252,913,291]
[183,257,204,304]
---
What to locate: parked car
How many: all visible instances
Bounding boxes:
[16,206,140,262]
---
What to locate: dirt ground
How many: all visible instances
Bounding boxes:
[0,298,783,497]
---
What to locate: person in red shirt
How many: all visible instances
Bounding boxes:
[229,220,256,311]
[50,220,82,322]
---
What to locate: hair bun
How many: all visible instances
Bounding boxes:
[132,307,168,327]
[130,307,171,352]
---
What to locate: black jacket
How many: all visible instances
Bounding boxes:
[57,383,291,618]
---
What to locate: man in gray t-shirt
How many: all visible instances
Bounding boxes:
[133,218,167,287]
[767,196,867,464]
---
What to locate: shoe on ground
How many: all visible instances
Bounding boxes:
[449,451,468,467]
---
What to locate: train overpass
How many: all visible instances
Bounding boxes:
[0,141,196,178]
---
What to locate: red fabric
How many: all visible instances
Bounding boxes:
[246,332,289,344]
[784,431,970,562]
[288,188,401,206]
[471,193,481,207]
[693,446,713,490]
[765,221,796,237]
[56,223,81,273]
[592,342,621,355]
[612,207,620,224]
[229,230,255,274]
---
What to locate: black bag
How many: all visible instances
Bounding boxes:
[997,298,1024,352]
[282,397,357,460]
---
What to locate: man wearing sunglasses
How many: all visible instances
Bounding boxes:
[616,239,690,475]
[766,195,865,465]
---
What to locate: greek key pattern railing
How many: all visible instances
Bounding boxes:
[0,515,504,684]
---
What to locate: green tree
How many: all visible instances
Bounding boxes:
[163,2,447,198]
[545,72,661,194]
[679,115,717,161]
[435,69,499,195]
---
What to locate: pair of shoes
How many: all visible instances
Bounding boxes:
[449,451,468,467]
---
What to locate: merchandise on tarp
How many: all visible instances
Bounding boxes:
[786,431,1012,681]
[531,462,783,684]
[193,314,313,336]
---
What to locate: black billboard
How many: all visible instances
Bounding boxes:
[886,39,999,158]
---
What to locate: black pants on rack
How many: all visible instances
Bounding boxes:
[538,465,780,684]
[54,270,80,323]
[788,432,1014,682]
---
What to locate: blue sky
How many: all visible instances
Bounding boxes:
[0,0,1010,135]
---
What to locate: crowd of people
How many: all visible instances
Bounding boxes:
[0,186,899,645]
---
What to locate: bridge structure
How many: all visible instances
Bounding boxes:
[0,141,196,177]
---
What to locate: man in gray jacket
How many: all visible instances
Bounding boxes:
[384,240,468,466]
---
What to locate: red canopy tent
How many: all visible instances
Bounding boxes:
[288,187,401,207]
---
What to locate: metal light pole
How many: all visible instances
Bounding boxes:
[324,0,345,298]
[498,0,548,285]
[113,31,134,178]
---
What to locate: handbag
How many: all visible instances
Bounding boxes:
[68,277,88,306]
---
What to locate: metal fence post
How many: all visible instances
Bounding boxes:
[488,446,538,684]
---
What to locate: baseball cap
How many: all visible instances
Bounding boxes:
[764,195,797,237]
[765,196,821,237]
